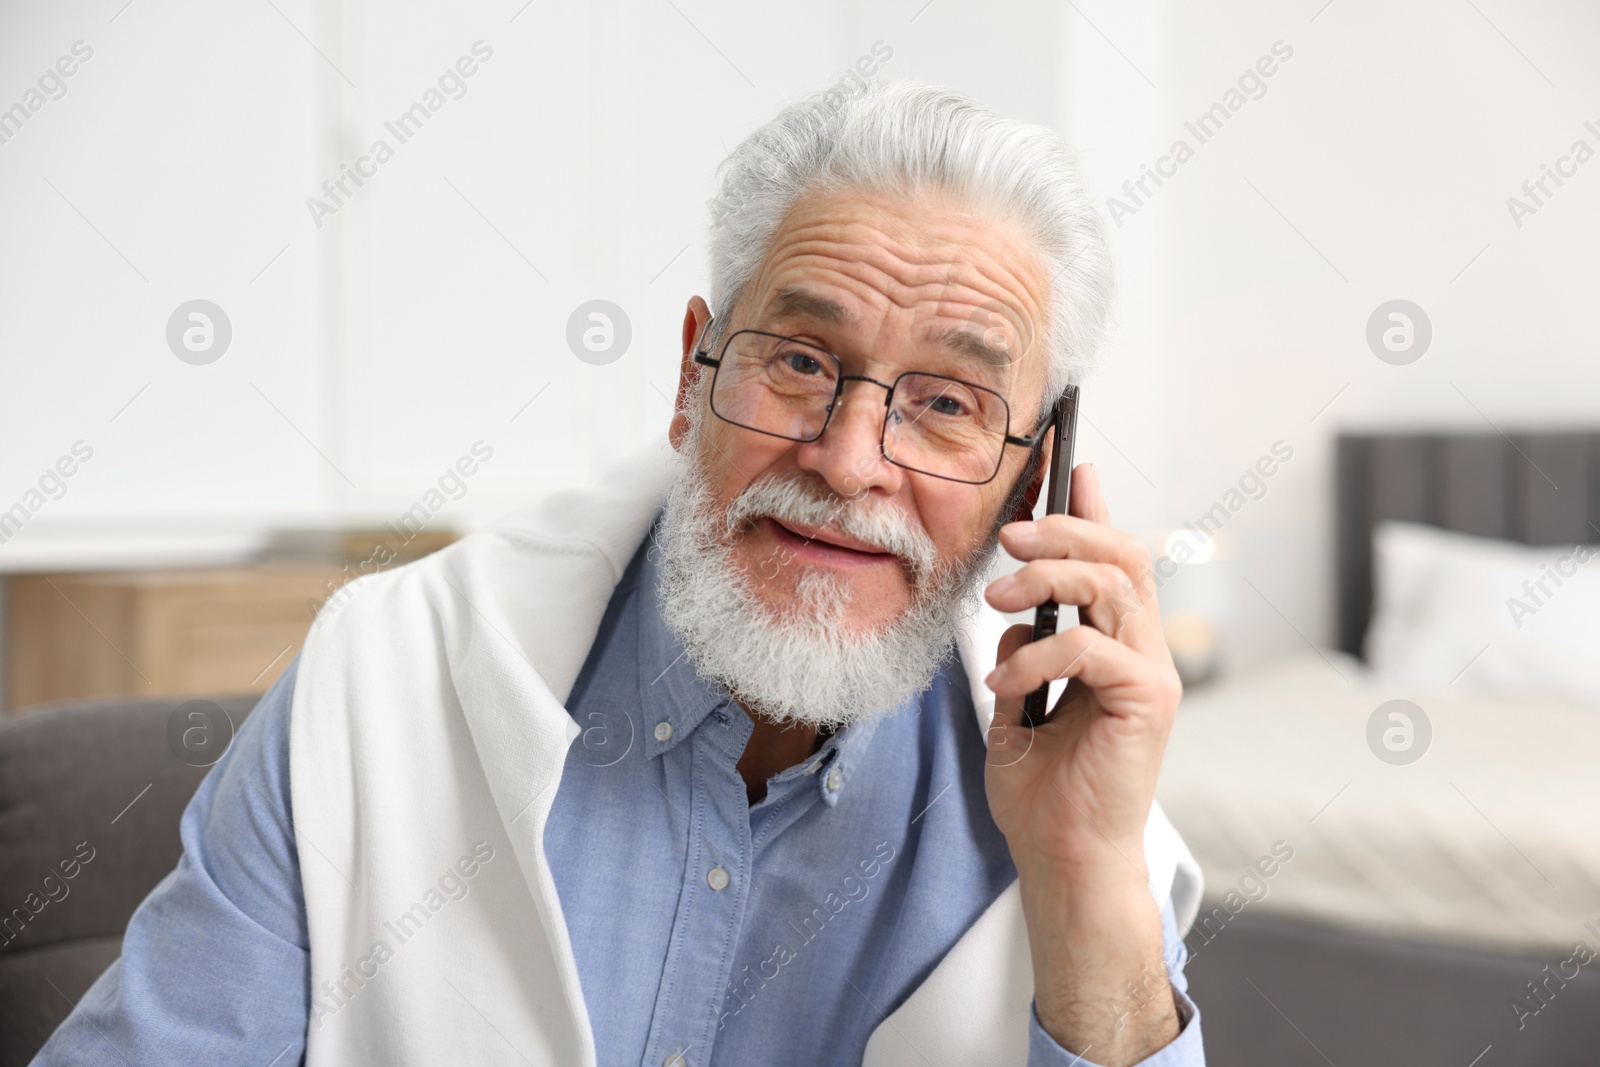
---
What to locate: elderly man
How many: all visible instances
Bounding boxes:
[36,81,1202,1066]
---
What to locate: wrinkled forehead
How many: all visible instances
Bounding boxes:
[735,187,1054,404]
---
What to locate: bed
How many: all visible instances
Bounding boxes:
[1159,430,1600,1066]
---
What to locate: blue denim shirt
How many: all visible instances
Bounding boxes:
[34,537,1202,1066]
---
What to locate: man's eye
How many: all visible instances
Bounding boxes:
[913,391,971,418]
[781,351,824,375]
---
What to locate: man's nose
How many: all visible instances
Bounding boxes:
[794,379,904,499]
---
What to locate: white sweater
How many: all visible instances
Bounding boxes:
[289,439,1201,1065]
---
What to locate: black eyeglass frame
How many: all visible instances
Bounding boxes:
[690,319,1054,486]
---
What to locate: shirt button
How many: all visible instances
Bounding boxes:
[826,768,843,791]
[654,721,673,742]
[706,865,730,891]
[663,1055,689,1067]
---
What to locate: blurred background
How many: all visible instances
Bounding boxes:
[2,1,1598,1064]
[4,0,1599,696]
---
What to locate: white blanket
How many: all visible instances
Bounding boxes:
[289,437,1201,1065]
[1158,652,1600,954]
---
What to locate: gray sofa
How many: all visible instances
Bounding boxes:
[0,693,260,1067]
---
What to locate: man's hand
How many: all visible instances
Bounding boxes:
[981,463,1184,1066]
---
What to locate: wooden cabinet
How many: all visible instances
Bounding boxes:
[4,567,347,713]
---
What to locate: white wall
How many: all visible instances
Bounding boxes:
[1,0,1064,530]
[0,1,323,519]
[1114,0,1600,666]
[325,0,1070,511]
[3,0,1596,666]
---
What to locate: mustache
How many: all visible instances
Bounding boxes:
[721,473,939,582]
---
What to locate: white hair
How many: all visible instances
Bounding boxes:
[705,79,1114,420]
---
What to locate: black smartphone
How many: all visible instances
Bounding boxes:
[1021,385,1080,728]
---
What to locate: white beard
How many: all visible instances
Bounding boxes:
[653,410,998,731]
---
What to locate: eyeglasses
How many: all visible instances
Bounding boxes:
[692,325,1049,485]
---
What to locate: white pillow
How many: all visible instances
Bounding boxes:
[1364,521,1600,705]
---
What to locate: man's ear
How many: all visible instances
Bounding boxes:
[1008,434,1053,525]
[669,296,714,451]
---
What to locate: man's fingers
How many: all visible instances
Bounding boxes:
[1071,462,1111,526]
[999,512,1147,567]
[985,559,1163,653]
[986,625,1177,709]
[996,513,1157,622]
[988,623,1035,732]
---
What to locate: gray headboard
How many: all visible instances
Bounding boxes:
[1335,431,1600,657]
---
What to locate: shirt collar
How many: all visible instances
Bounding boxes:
[780,714,881,808]
[634,527,890,804]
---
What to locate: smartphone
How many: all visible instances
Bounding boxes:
[1021,385,1080,728]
